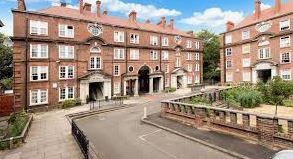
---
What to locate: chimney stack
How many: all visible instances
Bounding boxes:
[255,0,261,19]
[17,0,26,11]
[103,10,108,15]
[275,0,281,13]
[145,19,151,23]
[61,2,67,7]
[169,18,174,29]
[96,0,101,17]
[226,21,235,31]
[80,0,83,14]
[83,3,92,12]
[129,10,137,23]
[158,17,166,28]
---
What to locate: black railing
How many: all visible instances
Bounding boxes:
[89,96,127,110]
[72,120,89,159]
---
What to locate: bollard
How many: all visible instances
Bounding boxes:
[143,107,147,119]
[9,137,13,149]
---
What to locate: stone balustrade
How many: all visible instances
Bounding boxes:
[161,93,293,148]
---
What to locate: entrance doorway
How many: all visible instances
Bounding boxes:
[89,82,104,101]
[177,76,183,89]
[126,80,135,96]
[153,77,160,93]
[138,66,150,94]
[257,69,271,83]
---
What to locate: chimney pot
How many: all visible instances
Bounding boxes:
[129,10,137,23]
[158,17,166,28]
[169,18,174,29]
[96,0,101,17]
[275,0,281,13]
[255,0,261,19]
[17,0,26,11]
[145,19,151,23]
[226,21,235,31]
[83,3,92,12]
[103,10,108,15]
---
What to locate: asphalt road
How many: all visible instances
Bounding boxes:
[76,93,236,159]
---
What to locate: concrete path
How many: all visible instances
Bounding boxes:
[145,113,277,159]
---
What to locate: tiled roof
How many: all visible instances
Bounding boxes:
[234,0,293,30]
[37,6,193,37]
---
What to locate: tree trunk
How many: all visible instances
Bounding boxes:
[275,103,278,116]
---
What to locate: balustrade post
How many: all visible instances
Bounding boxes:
[194,107,206,127]
[230,112,237,124]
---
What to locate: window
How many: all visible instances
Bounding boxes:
[225,48,232,56]
[90,57,101,69]
[242,31,250,40]
[242,58,251,67]
[114,64,120,76]
[30,66,48,81]
[165,64,169,73]
[30,89,48,106]
[195,63,200,71]
[114,48,125,60]
[155,66,160,71]
[161,51,169,60]
[281,69,291,80]
[194,75,200,84]
[280,36,291,48]
[259,48,270,59]
[186,52,192,60]
[242,44,250,54]
[128,66,134,72]
[114,31,125,42]
[195,53,200,60]
[59,66,74,79]
[280,20,290,31]
[114,83,121,94]
[30,20,48,35]
[187,64,192,72]
[59,24,74,38]
[186,40,192,48]
[195,41,200,49]
[226,60,232,68]
[281,52,291,64]
[90,47,101,53]
[243,72,251,82]
[162,37,169,46]
[59,87,74,101]
[59,45,74,59]
[175,57,181,67]
[30,44,48,58]
[225,35,232,44]
[130,49,139,60]
[226,72,233,82]
[130,33,139,44]
[150,36,158,46]
[188,76,192,84]
[150,50,158,60]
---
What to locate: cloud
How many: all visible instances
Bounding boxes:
[83,0,181,20]
[51,1,78,9]
[179,8,244,31]
[260,3,272,10]
[0,18,13,36]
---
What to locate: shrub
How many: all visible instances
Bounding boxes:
[7,111,29,137]
[164,87,176,93]
[283,100,293,107]
[190,96,210,105]
[63,99,79,109]
[222,86,263,108]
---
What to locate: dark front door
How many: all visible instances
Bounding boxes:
[138,66,150,94]
[89,82,103,101]
[257,69,271,83]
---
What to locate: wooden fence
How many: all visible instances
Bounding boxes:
[0,94,14,116]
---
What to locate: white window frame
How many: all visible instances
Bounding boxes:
[242,58,251,68]
[114,31,125,43]
[187,64,192,72]
[30,44,48,59]
[281,52,291,64]
[150,36,159,46]
[175,57,181,67]
[59,87,75,101]
[30,89,48,106]
[150,50,158,60]
[195,41,200,49]
[195,63,200,72]
[225,48,232,56]
[58,24,74,38]
[242,72,251,82]
[114,64,120,76]
[59,45,74,59]
[114,82,121,94]
[59,66,74,79]
[162,37,169,46]
[114,48,125,60]
[280,36,291,48]
[225,35,232,44]
[30,66,48,81]
[242,30,250,40]
[242,44,250,54]
[161,51,169,60]
[280,20,290,31]
[187,76,192,84]
[165,64,169,73]
[195,53,200,60]
[187,52,192,60]
[90,56,102,70]
[226,73,233,82]
[194,75,200,84]
[281,69,291,80]
[130,33,139,44]
[226,60,232,68]
[30,20,48,36]
[130,49,139,60]
[258,47,270,59]
[186,40,192,48]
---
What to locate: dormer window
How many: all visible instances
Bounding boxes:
[59,24,74,38]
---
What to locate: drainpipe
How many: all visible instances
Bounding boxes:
[223,33,226,85]
[25,18,29,111]
[159,34,165,90]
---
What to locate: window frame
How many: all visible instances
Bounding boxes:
[150,50,158,60]
[59,87,75,101]
[281,52,291,64]
[114,31,125,43]
[280,36,291,48]
[258,47,271,59]
[30,89,48,106]
[114,64,120,76]
[59,66,75,79]
[226,60,232,68]
[130,49,139,60]
[225,48,232,56]
[280,20,290,31]
[58,24,74,38]
[225,35,232,44]
[59,45,75,59]
[162,37,169,46]
[114,48,125,60]
[150,36,159,46]
[30,20,48,36]
[30,66,48,81]
[242,30,250,40]
[30,44,48,59]
[281,69,291,80]
[186,40,193,49]
[161,51,169,60]
[242,58,251,68]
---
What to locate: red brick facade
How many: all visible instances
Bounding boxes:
[12,0,203,110]
[220,0,293,84]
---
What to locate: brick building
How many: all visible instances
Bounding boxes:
[220,0,293,84]
[12,0,202,110]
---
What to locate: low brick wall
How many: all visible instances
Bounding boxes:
[161,91,293,149]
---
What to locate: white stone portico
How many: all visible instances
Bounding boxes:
[252,61,278,84]
[79,72,112,103]
[171,68,188,89]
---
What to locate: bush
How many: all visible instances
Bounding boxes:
[222,86,263,108]
[164,87,176,93]
[7,111,29,137]
[62,99,81,109]
[283,100,293,107]
[190,96,210,105]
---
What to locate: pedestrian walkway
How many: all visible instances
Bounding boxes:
[145,113,277,159]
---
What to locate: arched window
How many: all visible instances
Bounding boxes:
[90,47,101,53]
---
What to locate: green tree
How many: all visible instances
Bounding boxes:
[196,30,220,84]
[0,33,13,80]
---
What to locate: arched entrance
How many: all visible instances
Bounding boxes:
[252,61,278,83]
[138,66,150,94]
